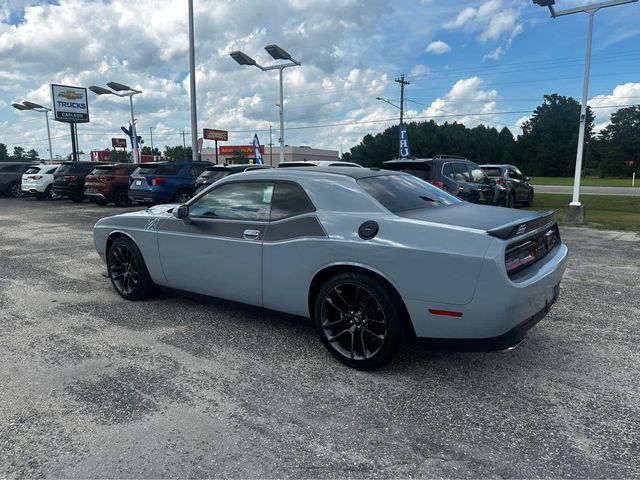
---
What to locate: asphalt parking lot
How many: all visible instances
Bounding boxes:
[0,197,638,478]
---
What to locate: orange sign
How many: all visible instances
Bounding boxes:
[219,145,265,155]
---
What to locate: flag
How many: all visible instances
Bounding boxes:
[399,123,412,159]
[252,133,263,164]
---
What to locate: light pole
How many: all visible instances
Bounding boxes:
[533,0,638,222]
[230,44,301,165]
[12,101,54,163]
[89,82,142,163]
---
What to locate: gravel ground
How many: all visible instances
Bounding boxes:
[0,197,638,478]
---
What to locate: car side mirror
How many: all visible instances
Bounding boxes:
[173,204,189,220]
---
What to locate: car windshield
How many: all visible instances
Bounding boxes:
[480,167,502,177]
[358,174,461,213]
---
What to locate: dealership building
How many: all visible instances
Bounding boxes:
[200,145,340,166]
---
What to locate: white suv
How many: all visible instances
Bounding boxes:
[277,160,362,168]
[21,164,60,199]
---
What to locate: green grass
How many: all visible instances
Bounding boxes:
[531,177,637,187]
[525,193,640,231]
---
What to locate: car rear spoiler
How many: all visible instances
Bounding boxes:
[487,211,557,239]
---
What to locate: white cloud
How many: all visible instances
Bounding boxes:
[589,82,640,131]
[425,40,451,55]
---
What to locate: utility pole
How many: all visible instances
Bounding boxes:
[149,127,154,153]
[181,131,187,161]
[269,125,273,166]
[395,74,410,158]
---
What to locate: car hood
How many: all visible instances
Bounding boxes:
[399,203,554,237]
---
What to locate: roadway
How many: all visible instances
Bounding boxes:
[534,185,640,196]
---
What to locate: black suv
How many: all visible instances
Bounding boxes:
[195,164,273,192]
[53,161,110,202]
[0,162,35,198]
[480,164,534,208]
[382,155,499,205]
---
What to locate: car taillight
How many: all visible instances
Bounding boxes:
[430,181,444,189]
[64,175,79,181]
[98,176,113,182]
[152,177,167,186]
[505,227,559,275]
[496,178,507,186]
[28,175,43,180]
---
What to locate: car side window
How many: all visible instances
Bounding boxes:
[189,182,274,221]
[270,182,316,221]
[469,165,487,184]
[508,169,519,180]
[46,167,58,174]
[453,163,471,183]
[442,163,455,180]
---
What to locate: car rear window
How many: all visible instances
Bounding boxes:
[158,164,182,175]
[203,170,230,182]
[89,166,116,175]
[383,162,432,181]
[481,167,502,177]
[24,167,42,174]
[278,162,315,168]
[358,174,461,213]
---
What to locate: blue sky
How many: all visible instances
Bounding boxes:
[0,0,638,159]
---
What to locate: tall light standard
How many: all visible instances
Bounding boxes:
[376,96,404,157]
[230,44,301,165]
[89,82,142,163]
[533,0,638,223]
[12,101,54,163]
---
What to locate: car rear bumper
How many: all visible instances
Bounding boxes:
[22,183,48,193]
[53,184,84,197]
[85,192,108,201]
[129,190,171,204]
[406,242,568,342]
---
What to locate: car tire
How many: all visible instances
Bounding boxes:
[8,182,23,198]
[113,189,131,207]
[107,237,154,301]
[174,189,193,204]
[525,191,534,207]
[314,272,405,370]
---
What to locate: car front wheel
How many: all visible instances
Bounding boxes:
[314,272,405,370]
[107,237,153,300]
[8,182,22,198]
[174,189,193,204]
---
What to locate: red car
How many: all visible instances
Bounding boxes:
[84,163,138,206]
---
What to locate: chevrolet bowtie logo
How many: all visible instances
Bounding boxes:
[58,91,83,100]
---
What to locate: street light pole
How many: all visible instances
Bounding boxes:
[12,101,54,163]
[230,44,300,166]
[188,0,198,162]
[89,82,142,163]
[533,0,638,217]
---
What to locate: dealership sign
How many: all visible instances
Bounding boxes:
[219,145,264,156]
[112,138,127,148]
[50,84,89,123]
[203,128,228,141]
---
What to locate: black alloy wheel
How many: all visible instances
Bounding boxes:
[8,182,22,198]
[113,189,131,207]
[174,189,192,204]
[314,272,404,370]
[107,237,153,300]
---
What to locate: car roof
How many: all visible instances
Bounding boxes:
[277,160,361,167]
[138,161,213,167]
[479,164,517,169]
[231,166,402,181]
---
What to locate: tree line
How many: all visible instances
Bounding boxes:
[342,94,640,177]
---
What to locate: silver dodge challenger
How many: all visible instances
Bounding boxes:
[94,167,568,369]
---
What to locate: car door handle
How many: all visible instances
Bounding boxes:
[243,229,261,240]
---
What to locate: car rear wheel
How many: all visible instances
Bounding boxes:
[314,272,404,370]
[113,189,131,207]
[107,237,153,300]
[174,189,193,204]
[8,182,22,198]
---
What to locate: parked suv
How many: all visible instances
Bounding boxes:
[0,162,35,198]
[382,155,498,205]
[480,164,534,207]
[53,161,111,202]
[195,164,273,193]
[21,163,60,199]
[277,160,362,168]
[84,163,138,206]
[129,161,213,204]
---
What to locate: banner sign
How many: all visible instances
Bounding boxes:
[219,145,265,156]
[399,123,412,158]
[112,138,127,148]
[50,84,89,123]
[252,133,263,165]
[203,128,228,141]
